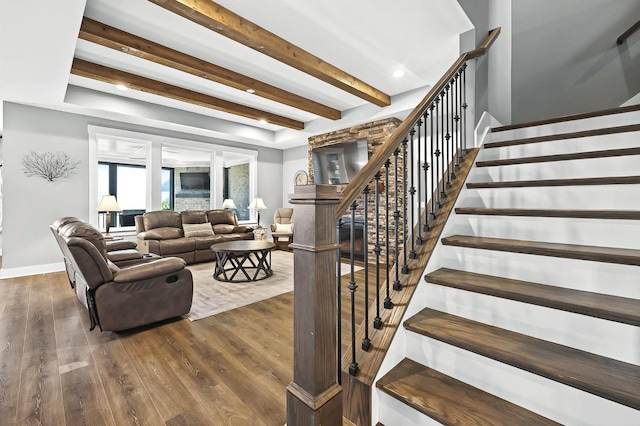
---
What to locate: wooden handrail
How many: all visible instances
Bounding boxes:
[617,20,640,45]
[336,27,501,218]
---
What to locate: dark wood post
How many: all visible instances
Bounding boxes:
[286,184,343,425]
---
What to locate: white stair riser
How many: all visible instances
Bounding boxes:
[404,333,640,426]
[490,111,640,142]
[482,131,640,159]
[460,185,640,210]
[473,155,640,181]
[451,215,640,249]
[420,282,639,364]
[440,246,640,299]
[377,391,440,426]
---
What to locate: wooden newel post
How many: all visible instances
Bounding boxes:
[286,184,343,425]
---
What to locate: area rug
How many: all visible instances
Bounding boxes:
[186,250,363,321]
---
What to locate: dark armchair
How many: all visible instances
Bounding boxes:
[56,220,193,331]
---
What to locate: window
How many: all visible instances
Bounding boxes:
[98,162,174,228]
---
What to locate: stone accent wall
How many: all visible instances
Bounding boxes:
[227,163,250,220]
[307,118,405,263]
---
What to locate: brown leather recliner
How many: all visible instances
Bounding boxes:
[50,216,159,288]
[58,221,193,331]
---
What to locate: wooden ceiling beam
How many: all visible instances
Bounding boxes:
[79,17,341,120]
[148,0,392,107]
[71,58,305,130]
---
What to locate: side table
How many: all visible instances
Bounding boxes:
[253,227,267,241]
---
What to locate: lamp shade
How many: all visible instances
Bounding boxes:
[97,195,122,212]
[248,197,266,210]
[222,199,237,209]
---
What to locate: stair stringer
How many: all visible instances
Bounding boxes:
[374,112,640,425]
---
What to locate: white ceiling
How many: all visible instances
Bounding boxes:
[0,0,474,149]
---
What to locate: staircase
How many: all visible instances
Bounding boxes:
[375,105,640,425]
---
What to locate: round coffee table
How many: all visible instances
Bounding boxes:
[210,240,276,282]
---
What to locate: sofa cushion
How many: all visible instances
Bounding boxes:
[206,209,236,226]
[139,227,184,240]
[212,224,235,234]
[183,223,214,238]
[233,225,254,234]
[143,210,182,230]
[193,235,225,250]
[181,210,207,224]
[158,238,196,255]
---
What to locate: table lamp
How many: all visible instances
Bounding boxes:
[97,194,122,240]
[248,197,267,227]
[222,199,237,210]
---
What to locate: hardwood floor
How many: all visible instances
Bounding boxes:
[0,261,379,425]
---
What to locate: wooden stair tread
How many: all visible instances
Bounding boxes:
[404,309,640,410]
[476,147,640,167]
[467,175,640,189]
[377,358,560,426]
[425,268,640,326]
[492,104,640,132]
[485,123,640,148]
[441,235,640,265]
[455,207,640,220]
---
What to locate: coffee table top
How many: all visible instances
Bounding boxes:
[210,240,275,253]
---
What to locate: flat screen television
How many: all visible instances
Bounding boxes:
[312,139,368,184]
[180,172,210,190]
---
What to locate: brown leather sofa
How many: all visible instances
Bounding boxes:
[135,209,254,264]
[54,220,193,331]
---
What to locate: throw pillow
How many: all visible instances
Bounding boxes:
[183,223,214,237]
[274,223,293,234]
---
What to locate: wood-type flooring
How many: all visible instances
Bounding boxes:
[0,260,378,425]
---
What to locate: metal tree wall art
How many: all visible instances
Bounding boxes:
[22,151,81,182]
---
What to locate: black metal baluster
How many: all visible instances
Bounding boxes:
[373,172,383,329]
[450,77,457,179]
[452,71,460,171]
[393,148,402,291]
[383,159,392,309]
[445,85,452,188]
[433,99,442,209]
[409,128,417,258]
[429,104,437,220]
[336,219,343,384]
[457,68,463,163]
[348,202,358,376]
[462,63,468,154]
[401,138,409,274]
[439,93,447,200]
[422,111,432,231]
[361,187,371,351]
[415,119,424,245]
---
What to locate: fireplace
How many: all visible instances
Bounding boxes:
[339,218,365,261]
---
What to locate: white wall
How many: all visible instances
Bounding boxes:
[511,0,640,122]
[281,145,308,207]
[458,0,512,126]
[1,102,283,276]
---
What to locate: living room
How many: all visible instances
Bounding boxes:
[1,0,639,424]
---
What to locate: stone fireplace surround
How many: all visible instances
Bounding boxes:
[307,118,405,263]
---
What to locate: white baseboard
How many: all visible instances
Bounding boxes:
[0,262,65,279]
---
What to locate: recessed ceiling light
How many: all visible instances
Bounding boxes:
[246,88,256,94]
[259,119,267,124]
[115,84,128,91]
[393,69,405,78]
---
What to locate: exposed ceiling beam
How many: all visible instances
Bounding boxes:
[78,17,341,120]
[148,0,392,107]
[71,58,305,130]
